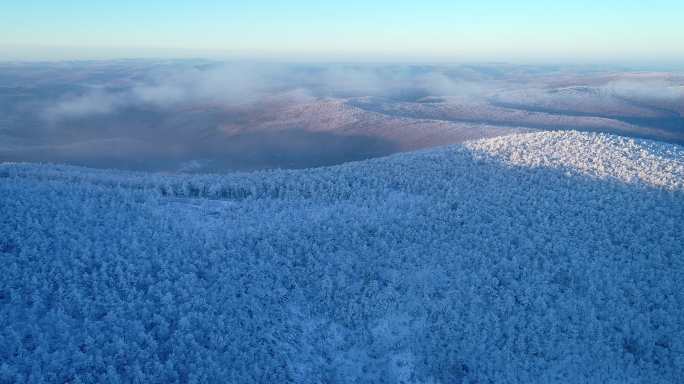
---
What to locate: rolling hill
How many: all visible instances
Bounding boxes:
[1,131,683,383]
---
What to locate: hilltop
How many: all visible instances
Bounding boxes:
[1,131,683,383]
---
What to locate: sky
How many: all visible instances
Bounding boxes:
[1,0,684,63]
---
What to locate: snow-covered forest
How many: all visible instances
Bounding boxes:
[1,131,683,383]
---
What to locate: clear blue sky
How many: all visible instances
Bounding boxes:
[1,0,683,63]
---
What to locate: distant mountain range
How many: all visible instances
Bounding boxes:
[1,61,682,172]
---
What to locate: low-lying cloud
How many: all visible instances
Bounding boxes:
[605,80,684,102]
[43,90,124,120]
[41,63,500,121]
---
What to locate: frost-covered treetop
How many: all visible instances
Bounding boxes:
[1,131,682,383]
[465,131,684,190]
